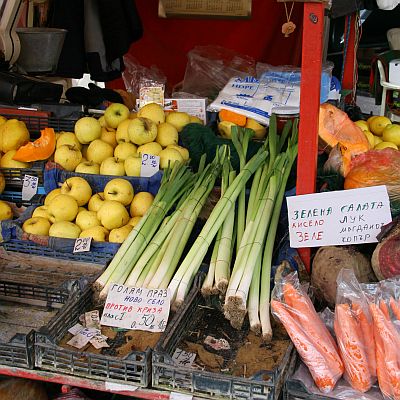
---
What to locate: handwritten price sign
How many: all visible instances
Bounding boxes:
[100,284,170,332]
[140,153,159,177]
[73,237,92,253]
[22,175,39,201]
[172,348,196,367]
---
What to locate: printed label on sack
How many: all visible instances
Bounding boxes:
[73,237,92,253]
[140,153,160,177]
[100,284,170,332]
[172,348,197,367]
[287,186,392,248]
[22,175,38,201]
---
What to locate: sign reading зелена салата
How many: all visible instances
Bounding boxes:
[286,186,392,248]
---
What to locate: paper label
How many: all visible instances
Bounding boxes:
[105,382,138,393]
[140,153,160,177]
[100,284,170,332]
[172,348,197,367]
[164,98,207,123]
[73,237,92,253]
[85,310,101,330]
[287,186,392,248]
[66,327,99,349]
[22,175,38,201]
[139,86,164,108]
[90,332,110,349]
[169,392,193,400]
[68,323,84,336]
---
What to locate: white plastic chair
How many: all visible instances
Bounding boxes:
[377,59,400,116]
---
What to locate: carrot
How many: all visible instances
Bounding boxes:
[370,303,400,399]
[352,302,376,378]
[334,303,372,392]
[271,299,342,393]
[380,300,391,320]
[390,297,400,321]
[218,109,247,126]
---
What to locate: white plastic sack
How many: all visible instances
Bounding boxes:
[376,0,400,10]
[208,76,300,126]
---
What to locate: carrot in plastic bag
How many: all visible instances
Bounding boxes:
[380,300,391,320]
[271,299,342,393]
[334,303,372,392]
[390,297,400,321]
[370,303,400,399]
[352,302,376,378]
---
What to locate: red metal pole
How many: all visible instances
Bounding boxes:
[296,2,325,273]
[342,13,357,102]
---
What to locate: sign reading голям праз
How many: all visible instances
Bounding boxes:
[100,283,170,332]
[287,186,392,248]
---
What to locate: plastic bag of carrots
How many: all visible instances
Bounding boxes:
[334,269,377,393]
[271,272,344,393]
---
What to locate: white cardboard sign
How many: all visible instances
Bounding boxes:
[100,284,170,332]
[22,175,38,201]
[286,186,392,248]
[140,153,160,177]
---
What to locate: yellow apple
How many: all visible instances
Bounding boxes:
[32,205,51,220]
[88,192,105,212]
[79,225,109,242]
[49,221,81,239]
[382,124,400,146]
[104,178,134,205]
[369,116,392,136]
[128,118,158,145]
[75,116,102,144]
[100,157,125,176]
[22,217,51,236]
[374,141,398,150]
[104,103,130,129]
[354,120,369,131]
[156,122,178,147]
[97,200,130,230]
[0,200,12,220]
[166,111,190,132]
[189,116,203,124]
[0,115,7,125]
[115,119,131,144]
[76,209,101,231]
[75,161,100,174]
[0,171,5,194]
[56,131,82,150]
[159,148,183,169]
[128,216,141,227]
[1,150,30,168]
[98,115,108,128]
[109,224,133,243]
[44,188,62,206]
[124,154,142,177]
[1,119,30,152]
[374,136,383,147]
[137,142,162,156]
[114,142,137,160]
[61,177,92,206]
[81,144,89,159]
[54,144,82,171]
[86,139,114,165]
[130,192,154,217]
[100,127,117,148]
[167,144,189,161]
[363,130,375,148]
[245,118,267,139]
[137,102,165,124]
[48,194,79,222]
[218,121,236,139]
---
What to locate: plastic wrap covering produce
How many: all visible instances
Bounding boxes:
[344,148,400,216]
[334,269,376,393]
[181,45,256,99]
[271,272,344,393]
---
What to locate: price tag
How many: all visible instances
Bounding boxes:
[100,284,170,332]
[68,323,84,336]
[140,153,159,177]
[90,332,110,349]
[22,175,38,201]
[85,310,101,330]
[66,327,99,349]
[73,237,92,253]
[172,348,196,367]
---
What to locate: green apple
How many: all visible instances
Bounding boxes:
[54,144,82,171]
[100,127,117,148]
[156,122,178,147]
[97,200,130,230]
[166,111,190,132]
[80,225,109,242]
[32,205,51,220]
[104,103,130,129]
[48,194,79,222]
[75,161,100,174]
[75,116,101,144]
[0,200,12,220]
[49,221,81,239]
[86,139,114,165]
[61,177,92,206]
[1,119,30,152]
[1,150,30,168]
[124,154,142,177]
[115,119,131,144]
[137,102,165,124]
[76,209,101,231]
[100,157,125,176]
[114,142,137,160]
[137,142,162,156]
[22,217,51,236]
[88,192,105,212]
[104,178,134,205]
[56,131,82,150]
[128,118,157,145]
[130,192,154,217]
[109,224,133,243]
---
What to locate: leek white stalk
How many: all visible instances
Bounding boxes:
[248,250,261,334]
[201,233,221,296]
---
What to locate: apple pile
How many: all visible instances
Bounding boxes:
[54,102,195,175]
[21,176,154,243]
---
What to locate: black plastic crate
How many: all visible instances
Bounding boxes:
[0,162,46,188]
[152,288,296,400]
[0,190,45,208]
[35,274,204,388]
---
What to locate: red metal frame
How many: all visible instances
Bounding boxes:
[342,13,357,102]
[296,2,325,273]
